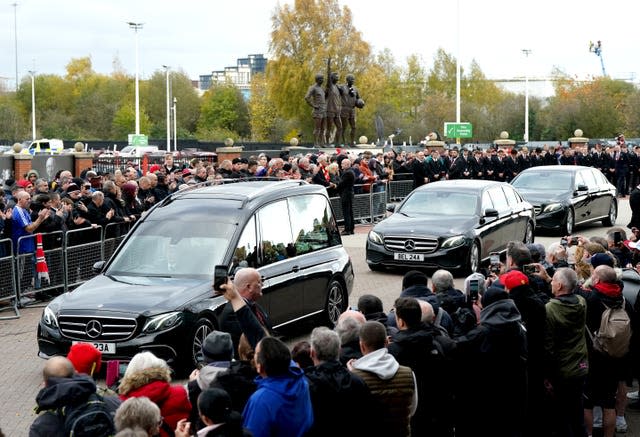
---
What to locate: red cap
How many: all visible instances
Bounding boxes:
[67,342,102,376]
[500,270,529,291]
[149,164,161,173]
[16,179,31,188]
[182,168,192,177]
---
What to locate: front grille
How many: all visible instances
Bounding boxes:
[59,315,137,341]
[384,236,438,253]
[534,206,541,215]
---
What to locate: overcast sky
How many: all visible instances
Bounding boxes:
[1,0,638,96]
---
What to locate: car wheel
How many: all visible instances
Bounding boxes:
[524,221,535,244]
[603,199,617,227]
[467,240,480,274]
[564,208,574,235]
[323,279,346,328]
[190,318,214,368]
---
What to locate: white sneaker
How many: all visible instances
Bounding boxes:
[627,390,639,401]
[593,406,603,428]
[616,415,628,433]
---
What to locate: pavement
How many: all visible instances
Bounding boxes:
[1,199,639,435]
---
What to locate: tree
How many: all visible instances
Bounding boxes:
[267,0,371,137]
[111,103,152,140]
[197,82,249,138]
[248,73,279,141]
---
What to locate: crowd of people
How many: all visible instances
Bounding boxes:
[18,225,640,437]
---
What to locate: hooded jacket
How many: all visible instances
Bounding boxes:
[242,362,313,437]
[118,367,191,437]
[30,374,120,437]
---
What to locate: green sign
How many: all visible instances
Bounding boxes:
[128,134,148,146]
[444,122,473,139]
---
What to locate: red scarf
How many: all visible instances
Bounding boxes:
[321,165,330,182]
[593,281,622,298]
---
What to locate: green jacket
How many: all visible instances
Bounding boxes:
[544,294,589,380]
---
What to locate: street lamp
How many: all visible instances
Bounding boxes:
[127,21,144,135]
[13,3,18,92]
[28,70,36,141]
[522,49,532,144]
[172,97,177,151]
[162,65,171,152]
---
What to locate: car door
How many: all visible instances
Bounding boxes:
[502,185,529,241]
[572,171,592,224]
[589,168,614,218]
[255,200,303,328]
[478,188,505,258]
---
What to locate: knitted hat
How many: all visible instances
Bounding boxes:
[67,342,102,376]
[202,331,233,363]
[481,286,510,307]
[500,270,529,291]
[589,253,614,268]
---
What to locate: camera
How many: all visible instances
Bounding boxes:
[560,238,568,247]
[523,264,537,275]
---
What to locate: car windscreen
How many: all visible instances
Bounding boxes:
[399,191,478,216]
[512,172,572,190]
[106,220,236,278]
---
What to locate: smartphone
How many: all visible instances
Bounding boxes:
[614,231,622,245]
[468,279,480,302]
[490,252,500,265]
[213,265,229,295]
[560,238,568,246]
[523,264,537,275]
[570,236,579,246]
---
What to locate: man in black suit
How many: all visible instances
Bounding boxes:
[337,158,356,235]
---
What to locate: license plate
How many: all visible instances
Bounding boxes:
[72,341,116,354]
[394,253,424,261]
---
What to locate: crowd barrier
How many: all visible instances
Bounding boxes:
[0,222,132,318]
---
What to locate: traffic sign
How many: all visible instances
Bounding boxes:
[128,134,148,146]
[444,122,473,139]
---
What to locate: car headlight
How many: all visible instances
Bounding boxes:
[441,235,466,249]
[42,306,58,329]
[142,312,183,334]
[543,203,563,213]
[368,231,383,245]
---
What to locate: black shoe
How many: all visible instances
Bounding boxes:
[341,230,354,235]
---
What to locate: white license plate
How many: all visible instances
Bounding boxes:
[72,341,116,354]
[394,253,424,261]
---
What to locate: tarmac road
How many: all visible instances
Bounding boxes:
[0,198,638,436]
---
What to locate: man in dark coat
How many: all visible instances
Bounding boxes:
[628,183,640,231]
[304,326,376,437]
[336,158,355,235]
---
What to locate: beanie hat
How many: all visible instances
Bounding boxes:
[202,331,233,363]
[16,179,31,188]
[402,270,429,290]
[481,286,509,307]
[500,270,529,291]
[67,342,102,376]
[589,253,614,268]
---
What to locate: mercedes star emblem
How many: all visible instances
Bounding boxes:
[85,319,102,339]
[404,240,416,251]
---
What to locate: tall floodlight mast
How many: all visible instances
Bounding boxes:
[589,40,607,76]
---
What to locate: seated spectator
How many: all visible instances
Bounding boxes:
[115,397,162,437]
[118,352,191,437]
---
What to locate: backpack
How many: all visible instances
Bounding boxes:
[587,298,632,358]
[60,392,115,437]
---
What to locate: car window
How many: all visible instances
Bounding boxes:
[512,171,572,190]
[481,190,493,211]
[579,170,597,189]
[502,186,520,206]
[488,187,509,212]
[400,191,478,216]
[233,216,258,271]
[288,195,339,255]
[258,200,294,266]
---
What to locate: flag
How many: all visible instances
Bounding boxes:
[35,233,50,285]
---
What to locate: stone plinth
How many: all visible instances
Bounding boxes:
[215,146,243,164]
[73,152,95,177]
[13,154,33,180]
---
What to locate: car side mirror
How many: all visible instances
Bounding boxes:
[92,260,106,274]
[484,208,499,217]
[576,184,588,192]
[387,204,396,213]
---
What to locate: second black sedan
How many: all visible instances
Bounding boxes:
[366,180,535,273]
[510,165,617,235]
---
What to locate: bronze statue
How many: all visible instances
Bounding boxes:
[339,74,363,145]
[324,71,342,146]
[305,73,327,148]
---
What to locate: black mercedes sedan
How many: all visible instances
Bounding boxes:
[511,165,617,235]
[366,180,535,273]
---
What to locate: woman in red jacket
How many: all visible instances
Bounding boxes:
[118,352,191,437]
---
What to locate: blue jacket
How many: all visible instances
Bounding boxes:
[243,361,313,437]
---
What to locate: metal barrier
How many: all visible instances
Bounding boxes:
[103,222,130,262]
[64,227,103,290]
[330,183,387,225]
[0,239,18,319]
[387,179,414,202]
